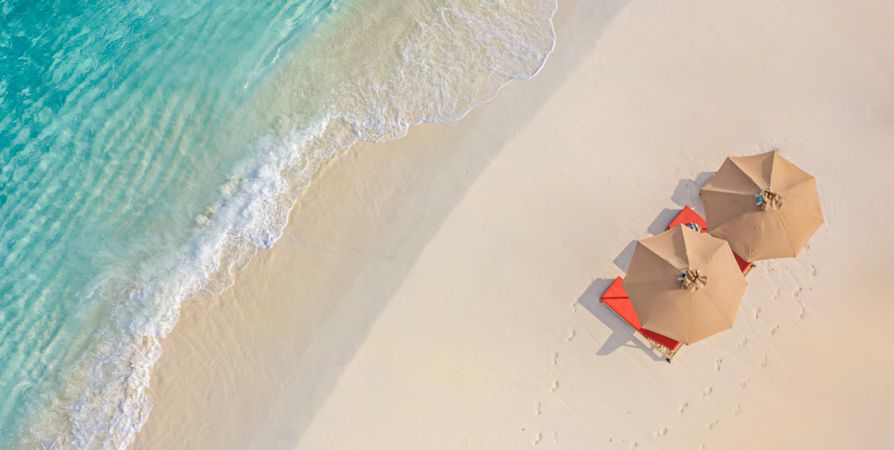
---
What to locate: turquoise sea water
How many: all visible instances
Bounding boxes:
[0,0,556,447]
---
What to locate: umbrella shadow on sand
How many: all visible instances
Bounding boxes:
[593,208,683,361]
[670,171,714,212]
[618,171,715,269]
[577,278,665,362]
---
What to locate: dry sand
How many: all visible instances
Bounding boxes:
[133,0,894,449]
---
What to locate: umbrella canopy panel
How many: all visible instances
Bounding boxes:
[700,150,824,261]
[622,225,747,344]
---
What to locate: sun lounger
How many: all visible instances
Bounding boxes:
[667,206,753,275]
[598,206,755,362]
[600,277,682,362]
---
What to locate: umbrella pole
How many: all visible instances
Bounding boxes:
[665,344,682,363]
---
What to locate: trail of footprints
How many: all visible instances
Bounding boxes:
[530,429,558,446]
[595,335,756,444]
[543,260,825,447]
[676,357,755,438]
[758,263,819,341]
[533,329,575,445]
[598,367,746,444]
[750,267,821,382]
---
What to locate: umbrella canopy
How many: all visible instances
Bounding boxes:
[700,150,824,261]
[622,225,747,344]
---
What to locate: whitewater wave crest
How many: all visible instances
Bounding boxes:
[22,1,557,448]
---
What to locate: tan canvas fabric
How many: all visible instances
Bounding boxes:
[700,150,824,261]
[622,225,747,344]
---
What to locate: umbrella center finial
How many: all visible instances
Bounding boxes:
[756,187,783,211]
[679,268,707,291]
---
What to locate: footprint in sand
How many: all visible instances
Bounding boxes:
[794,287,803,298]
[769,325,779,336]
[772,287,780,299]
[715,358,723,371]
[810,265,817,276]
[552,352,559,366]
[536,401,542,415]
[707,419,719,430]
[567,329,576,342]
[798,304,806,320]
[734,403,742,415]
[679,402,689,414]
[630,442,639,449]
[550,380,560,392]
[654,428,668,437]
[754,307,762,320]
[737,337,748,348]
[701,386,713,397]
[533,432,543,445]
[761,355,769,368]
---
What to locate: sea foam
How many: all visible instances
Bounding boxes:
[19,0,557,448]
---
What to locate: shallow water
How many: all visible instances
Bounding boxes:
[0,0,556,447]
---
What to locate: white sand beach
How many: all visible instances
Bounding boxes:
[133,1,894,449]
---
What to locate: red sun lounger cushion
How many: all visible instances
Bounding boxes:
[599,277,681,351]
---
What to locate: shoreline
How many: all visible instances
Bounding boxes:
[16,1,562,447]
[134,1,894,449]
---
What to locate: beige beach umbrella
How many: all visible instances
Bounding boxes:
[622,225,747,344]
[700,150,824,261]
